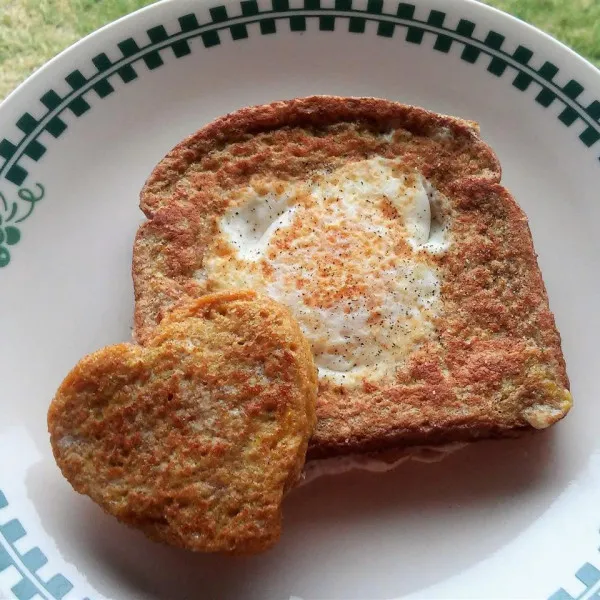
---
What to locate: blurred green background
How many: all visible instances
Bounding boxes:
[1,0,599,100]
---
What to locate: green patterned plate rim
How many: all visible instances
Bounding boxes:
[1,0,599,598]
[0,0,598,269]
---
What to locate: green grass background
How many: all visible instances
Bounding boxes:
[0,0,599,100]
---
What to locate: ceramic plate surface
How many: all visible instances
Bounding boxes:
[1,0,600,598]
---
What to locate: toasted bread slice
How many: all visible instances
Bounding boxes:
[48,290,317,553]
[132,96,571,461]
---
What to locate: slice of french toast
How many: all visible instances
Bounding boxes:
[132,96,571,462]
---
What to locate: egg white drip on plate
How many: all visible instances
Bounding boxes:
[201,157,450,386]
[301,442,467,484]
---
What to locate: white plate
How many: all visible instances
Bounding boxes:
[1,0,599,598]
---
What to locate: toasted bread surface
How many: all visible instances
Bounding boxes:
[48,290,317,553]
[132,96,571,460]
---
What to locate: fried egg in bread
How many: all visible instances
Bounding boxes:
[132,96,572,464]
[203,157,449,386]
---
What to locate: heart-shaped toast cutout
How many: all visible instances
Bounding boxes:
[48,290,317,553]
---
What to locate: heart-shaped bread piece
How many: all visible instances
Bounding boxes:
[48,290,317,553]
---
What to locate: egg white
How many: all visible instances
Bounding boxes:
[202,158,450,386]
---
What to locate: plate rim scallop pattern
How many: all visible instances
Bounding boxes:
[1,1,599,598]
[0,0,599,269]
[0,490,88,600]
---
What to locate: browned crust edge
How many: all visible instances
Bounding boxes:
[139,95,500,218]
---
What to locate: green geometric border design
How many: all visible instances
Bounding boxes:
[0,488,90,600]
[0,2,597,592]
[0,0,599,188]
[549,558,600,600]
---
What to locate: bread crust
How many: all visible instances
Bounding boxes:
[131,96,571,460]
[48,290,317,552]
